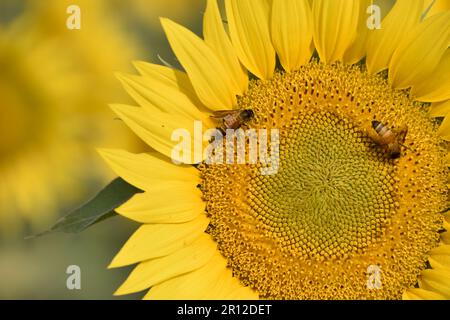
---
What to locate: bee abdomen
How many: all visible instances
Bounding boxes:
[372,120,390,137]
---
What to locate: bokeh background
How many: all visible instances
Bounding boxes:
[0,0,203,299]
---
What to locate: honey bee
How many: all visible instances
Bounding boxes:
[210,109,254,135]
[367,120,409,159]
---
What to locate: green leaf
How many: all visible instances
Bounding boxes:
[31,178,142,237]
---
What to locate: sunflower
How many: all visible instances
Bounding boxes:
[0,2,142,236]
[100,0,450,300]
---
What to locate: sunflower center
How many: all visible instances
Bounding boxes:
[200,62,447,299]
[256,111,395,259]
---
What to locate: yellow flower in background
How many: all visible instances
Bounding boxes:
[101,0,450,299]
[23,0,144,108]
[0,1,144,236]
[0,23,80,234]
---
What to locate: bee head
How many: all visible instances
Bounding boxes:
[390,151,401,159]
[372,120,381,130]
[242,109,255,120]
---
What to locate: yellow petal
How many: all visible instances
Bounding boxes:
[412,49,450,102]
[366,0,424,74]
[429,100,450,117]
[98,149,199,191]
[220,271,259,300]
[161,18,236,110]
[428,245,450,270]
[144,252,252,300]
[117,188,204,224]
[389,11,450,89]
[132,61,205,109]
[343,0,372,64]
[204,0,248,95]
[133,61,192,93]
[419,269,450,298]
[225,0,275,80]
[312,0,360,63]
[111,104,210,164]
[226,283,259,300]
[442,232,450,245]
[109,215,210,268]
[115,234,216,295]
[437,113,450,140]
[445,212,450,229]
[116,73,208,121]
[403,288,446,300]
[424,0,450,18]
[271,0,313,71]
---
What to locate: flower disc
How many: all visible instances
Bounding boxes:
[201,63,448,299]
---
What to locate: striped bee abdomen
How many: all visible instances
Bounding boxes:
[372,120,390,137]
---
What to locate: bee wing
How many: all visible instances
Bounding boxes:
[210,110,238,119]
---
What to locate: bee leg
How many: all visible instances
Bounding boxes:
[397,124,408,144]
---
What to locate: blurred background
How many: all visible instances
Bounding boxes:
[0,0,203,299]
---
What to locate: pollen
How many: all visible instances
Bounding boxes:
[200,62,448,299]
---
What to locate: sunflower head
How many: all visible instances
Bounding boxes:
[101,0,450,300]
